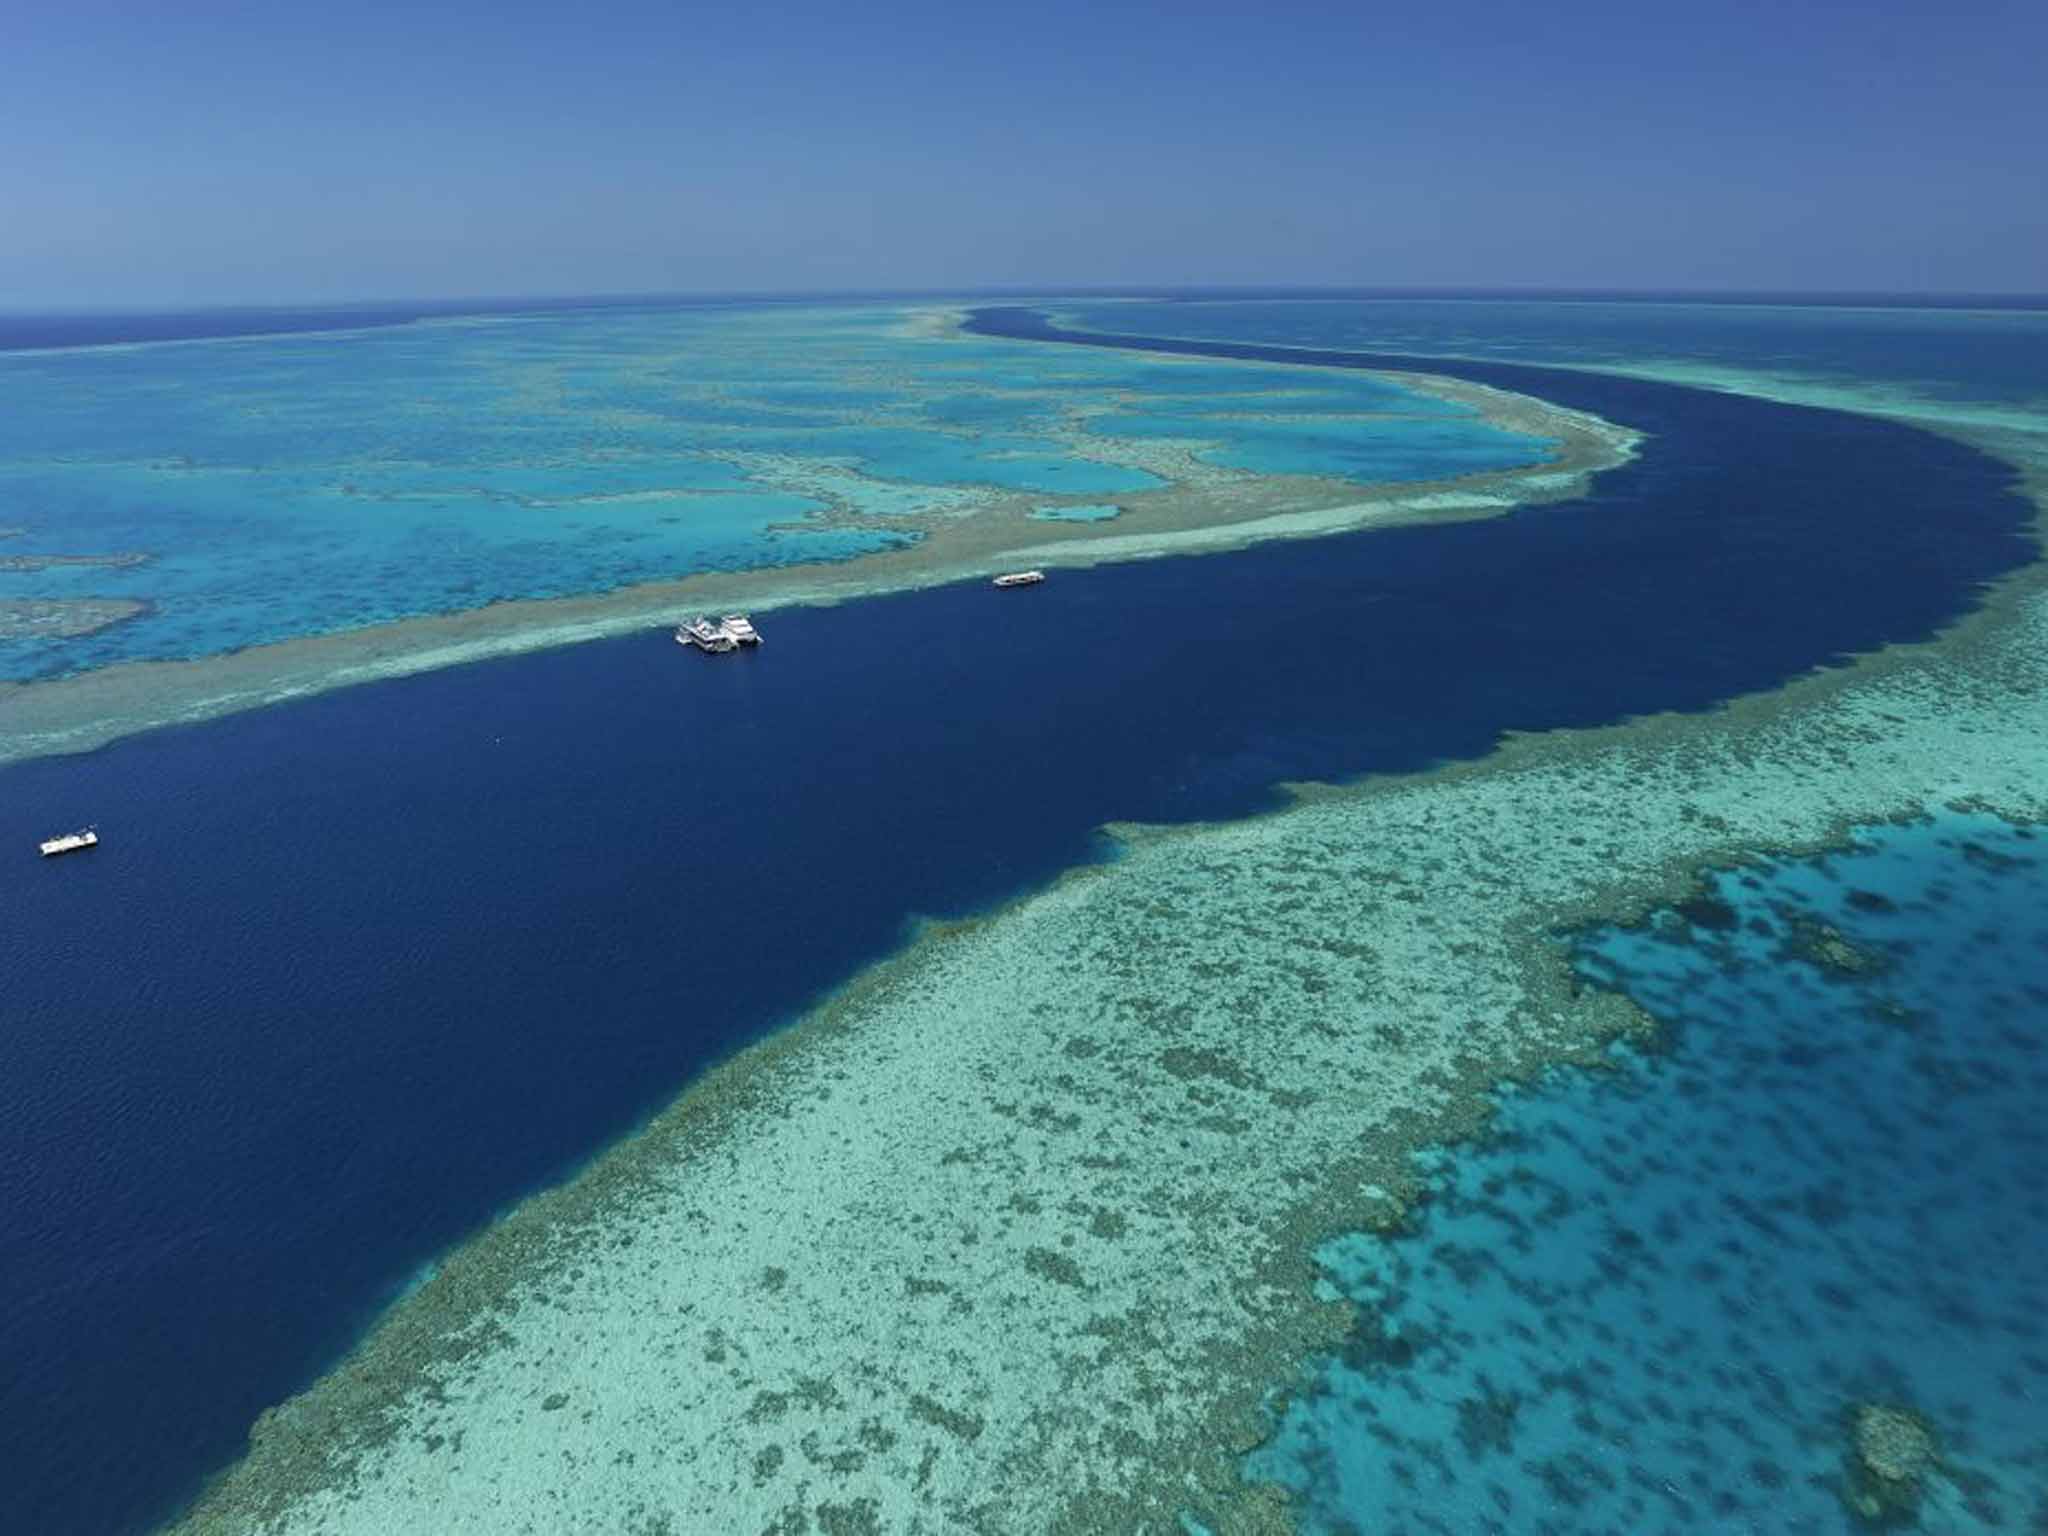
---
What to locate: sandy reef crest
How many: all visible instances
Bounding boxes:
[167,422,2048,1533]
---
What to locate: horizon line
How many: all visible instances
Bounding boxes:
[4,282,2047,321]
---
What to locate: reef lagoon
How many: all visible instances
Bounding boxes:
[3,295,2045,1535]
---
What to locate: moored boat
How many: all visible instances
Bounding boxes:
[675,614,761,652]
[992,570,1045,588]
[677,617,736,652]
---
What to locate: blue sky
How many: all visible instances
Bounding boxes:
[4,0,2043,305]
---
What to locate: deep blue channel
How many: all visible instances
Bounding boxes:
[0,309,2036,1533]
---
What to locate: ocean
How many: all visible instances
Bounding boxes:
[1,294,2041,1532]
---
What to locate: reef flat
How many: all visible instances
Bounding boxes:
[168,414,2048,1534]
[0,596,147,641]
[0,549,150,571]
[0,312,1628,768]
[1248,809,2048,1531]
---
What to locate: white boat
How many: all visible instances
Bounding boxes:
[675,614,761,652]
[677,617,737,652]
[992,570,1046,589]
[40,828,98,857]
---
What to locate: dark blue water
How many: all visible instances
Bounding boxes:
[1248,816,2048,1533]
[1,307,2036,1533]
[967,301,2048,414]
[1039,295,2048,410]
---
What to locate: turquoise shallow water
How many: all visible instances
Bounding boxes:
[1246,815,2048,1533]
[1096,409,1547,479]
[0,303,1552,683]
[734,423,1165,494]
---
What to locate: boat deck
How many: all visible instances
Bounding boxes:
[677,614,762,652]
